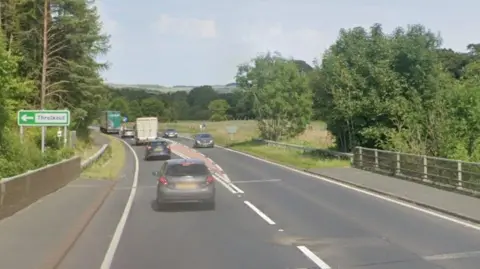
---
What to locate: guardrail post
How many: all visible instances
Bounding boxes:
[457,161,463,189]
[374,149,379,170]
[395,152,401,176]
[358,147,363,168]
[422,156,427,181]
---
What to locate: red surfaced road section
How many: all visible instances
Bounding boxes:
[170,144,224,175]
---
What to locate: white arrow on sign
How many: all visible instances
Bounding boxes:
[21,114,33,122]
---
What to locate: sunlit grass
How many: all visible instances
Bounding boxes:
[81,134,125,180]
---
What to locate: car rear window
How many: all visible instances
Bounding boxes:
[197,134,212,138]
[166,163,209,176]
[151,141,168,147]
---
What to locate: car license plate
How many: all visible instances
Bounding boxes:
[175,183,197,189]
[154,148,164,152]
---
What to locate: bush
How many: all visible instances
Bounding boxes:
[0,127,75,178]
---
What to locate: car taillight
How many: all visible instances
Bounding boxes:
[158,177,168,185]
[206,175,214,184]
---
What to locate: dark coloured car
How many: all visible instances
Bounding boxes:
[144,140,171,161]
[163,128,178,138]
[193,133,214,148]
[153,159,215,210]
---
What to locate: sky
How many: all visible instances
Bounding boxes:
[96,0,479,86]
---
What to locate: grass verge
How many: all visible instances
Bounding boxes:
[228,140,351,169]
[81,134,126,180]
[75,137,100,161]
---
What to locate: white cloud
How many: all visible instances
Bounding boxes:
[238,22,327,62]
[155,14,217,38]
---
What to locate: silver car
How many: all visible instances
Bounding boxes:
[121,128,135,138]
[153,159,215,210]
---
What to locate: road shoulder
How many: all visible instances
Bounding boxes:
[0,179,114,269]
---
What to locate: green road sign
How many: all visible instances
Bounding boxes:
[17,110,70,126]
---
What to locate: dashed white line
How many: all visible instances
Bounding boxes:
[296,246,331,269]
[243,201,276,225]
[206,138,480,232]
[100,137,140,269]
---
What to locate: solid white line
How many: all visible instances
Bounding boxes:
[229,182,244,194]
[243,200,276,225]
[213,174,237,194]
[213,140,480,232]
[233,179,282,183]
[423,250,480,261]
[100,138,139,269]
[297,245,331,269]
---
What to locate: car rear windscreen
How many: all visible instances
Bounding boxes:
[197,134,211,138]
[166,163,209,176]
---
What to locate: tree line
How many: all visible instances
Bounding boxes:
[0,0,109,177]
[110,23,480,161]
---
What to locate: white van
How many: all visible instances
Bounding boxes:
[134,117,158,145]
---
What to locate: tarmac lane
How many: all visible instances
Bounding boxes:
[104,142,322,269]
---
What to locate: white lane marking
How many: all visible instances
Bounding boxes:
[423,250,480,261]
[296,245,331,269]
[243,200,276,225]
[229,182,244,194]
[100,138,139,269]
[233,179,282,184]
[202,138,480,232]
[213,174,237,194]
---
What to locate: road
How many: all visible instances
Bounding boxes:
[6,135,480,268]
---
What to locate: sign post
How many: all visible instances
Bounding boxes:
[226,126,238,143]
[17,110,70,153]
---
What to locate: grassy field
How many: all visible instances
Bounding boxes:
[162,120,350,169]
[163,120,334,148]
[82,134,126,180]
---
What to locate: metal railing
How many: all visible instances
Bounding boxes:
[353,147,480,193]
[81,144,109,170]
[255,139,353,161]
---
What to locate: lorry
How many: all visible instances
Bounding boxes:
[100,110,121,134]
[134,117,158,145]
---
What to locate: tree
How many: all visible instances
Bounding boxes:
[236,52,313,140]
[109,97,130,118]
[141,97,165,118]
[208,99,230,121]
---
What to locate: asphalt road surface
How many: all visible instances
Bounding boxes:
[48,135,480,269]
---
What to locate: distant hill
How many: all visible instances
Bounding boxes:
[107,83,238,93]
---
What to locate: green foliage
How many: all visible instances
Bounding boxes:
[312,23,480,161]
[0,0,109,177]
[236,52,313,140]
[208,99,230,121]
